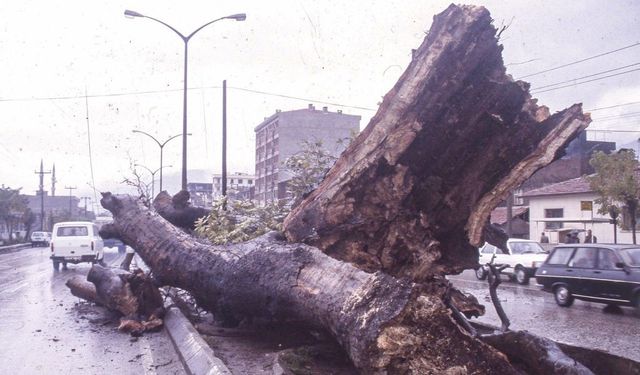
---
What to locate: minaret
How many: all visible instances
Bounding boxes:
[39,159,45,195]
[51,164,57,197]
[34,159,51,230]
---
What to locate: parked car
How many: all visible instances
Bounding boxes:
[535,244,640,309]
[476,239,549,284]
[30,231,51,247]
[50,221,104,271]
[103,238,127,254]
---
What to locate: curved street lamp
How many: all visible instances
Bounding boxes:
[132,130,190,193]
[134,163,173,198]
[125,9,246,191]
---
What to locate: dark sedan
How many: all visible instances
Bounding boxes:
[535,244,640,309]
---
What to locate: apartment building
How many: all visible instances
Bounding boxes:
[254,104,360,204]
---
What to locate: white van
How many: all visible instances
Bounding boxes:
[50,221,104,271]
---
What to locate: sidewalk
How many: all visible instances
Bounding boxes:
[0,243,30,254]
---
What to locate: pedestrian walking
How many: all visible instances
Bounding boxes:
[540,232,549,243]
[585,229,597,243]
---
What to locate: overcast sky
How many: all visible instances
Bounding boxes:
[1,0,639,213]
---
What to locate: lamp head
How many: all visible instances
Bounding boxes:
[124,9,144,18]
[227,13,246,21]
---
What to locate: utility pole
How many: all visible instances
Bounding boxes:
[81,197,91,217]
[34,159,51,231]
[506,190,513,237]
[51,164,57,197]
[222,80,228,198]
[65,186,77,217]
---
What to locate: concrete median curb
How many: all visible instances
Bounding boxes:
[164,305,231,375]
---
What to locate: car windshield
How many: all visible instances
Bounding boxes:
[619,248,640,267]
[509,241,545,254]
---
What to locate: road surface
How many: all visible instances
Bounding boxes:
[0,245,185,374]
[450,270,640,362]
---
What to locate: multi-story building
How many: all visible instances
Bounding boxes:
[212,173,255,200]
[254,104,360,204]
[186,182,213,208]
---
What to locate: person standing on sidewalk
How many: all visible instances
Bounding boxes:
[540,232,550,243]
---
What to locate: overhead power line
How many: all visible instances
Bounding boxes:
[586,101,640,112]
[530,67,640,94]
[0,85,376,112]
[587,129,640,133]
[593,111,640,121]
[531,62,640,91]
[517,41,640,79]
[226,86,377,111]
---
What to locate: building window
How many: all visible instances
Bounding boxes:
[513,188,524,206]
[544,208,563,229]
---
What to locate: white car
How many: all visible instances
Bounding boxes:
[30,231,51,247]
[50,221,104,271]
[476,239,549,284]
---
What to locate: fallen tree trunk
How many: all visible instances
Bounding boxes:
[66,265,164,335]
[99,193,519,373]
[79,4,599,373]
[283,4,590,281]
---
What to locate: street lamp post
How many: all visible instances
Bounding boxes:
[132,130,188,193]
[125,9,246,191]
[134,163,172,198]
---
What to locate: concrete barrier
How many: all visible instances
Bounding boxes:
[164,304,231,375]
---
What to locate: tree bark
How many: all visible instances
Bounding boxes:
[75,4,600,373]
[99,192,518,374]
[152,190,209,231]
[66,265,164,335]
[283,4,590,281]
[480,331,593,374]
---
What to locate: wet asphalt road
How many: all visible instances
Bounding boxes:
[450,271,640,362]
[0,246,185,375]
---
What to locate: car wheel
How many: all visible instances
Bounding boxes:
[634,293,640,311]
[475,266,488,280]
[515,267,529,285]
[52,261,60,271]
[554,285,574,307]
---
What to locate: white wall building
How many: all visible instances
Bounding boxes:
[521,176,637,244]
[212,172,255,200]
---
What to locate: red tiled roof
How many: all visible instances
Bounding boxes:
[490,206,528,225]
[521,176,592,198]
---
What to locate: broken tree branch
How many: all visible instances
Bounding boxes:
[487,263,511,332]
[153,190,209,231]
